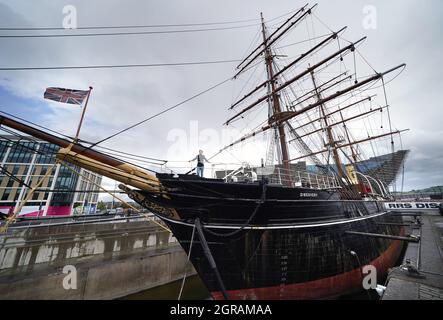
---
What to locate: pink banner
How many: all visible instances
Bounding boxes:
[0,205,71,217]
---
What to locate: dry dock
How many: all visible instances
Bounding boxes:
[382,210,443,300]
[0,215,195,299]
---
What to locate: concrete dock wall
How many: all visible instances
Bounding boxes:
[0,218,195,299]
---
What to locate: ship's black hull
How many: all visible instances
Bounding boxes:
[164,217,404,300]
[126,174,404,300]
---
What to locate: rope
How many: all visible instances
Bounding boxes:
[0,162,57,233]
[0,109,167,164]
[0,126,161,176]
[0,8,301,34]
[2,11,313,32]
[399,134,405,194]
[0,165,32,189]
[0,59,243,71]
[80,77,232,154]
[0,137,171,233]
[0,141,79,233]
[177,223,196,300]
[203,181,267,237]
[58,159,171,233]
[0,24,260,39]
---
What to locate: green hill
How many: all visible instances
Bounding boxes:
[408,185,443,193]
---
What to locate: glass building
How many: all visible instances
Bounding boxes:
[0,135,102,217]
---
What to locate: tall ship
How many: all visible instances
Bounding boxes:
[0,4,409,299]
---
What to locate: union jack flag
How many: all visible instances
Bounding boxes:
[44,87,89,105]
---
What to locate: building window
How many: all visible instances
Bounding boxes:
[0,140,9,161]
[6,142,37,163]
[0,137,103,215]
[1,188,12,201]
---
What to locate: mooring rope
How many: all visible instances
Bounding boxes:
[177,222,196,300]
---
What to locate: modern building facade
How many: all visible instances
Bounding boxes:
[0,135,102,217]
[303,150,409,186]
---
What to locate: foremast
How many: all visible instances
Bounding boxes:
[260,13,291,178]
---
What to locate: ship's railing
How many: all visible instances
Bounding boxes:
[158,161,245,179]
[355,171,392,198]
[158,162,340,189]
[262,166,341,189]
[212,163,340,190]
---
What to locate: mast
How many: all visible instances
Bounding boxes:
[222,7,407,183]
[339,109,358,163]
[235,4,314,78]
[294,72,352,107]
[309,70,344,178]
[293,106,387,140]
[230,27,347,110]
[289,129,409,162]
[288,95,375,134]
[225,36,367,125]
[219,64,405,154]
[260,13,291,177]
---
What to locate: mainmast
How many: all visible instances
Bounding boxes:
[309,71,345,178]
[260,13,291,175]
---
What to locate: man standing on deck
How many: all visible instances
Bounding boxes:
[190,150,210,177]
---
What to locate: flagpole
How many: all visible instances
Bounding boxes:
[74,86,93,141]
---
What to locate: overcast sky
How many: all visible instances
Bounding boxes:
[0,0,442,198]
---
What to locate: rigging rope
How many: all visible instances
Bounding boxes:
[177,222,196,300]
[202,181,267,237]
[0,163,58,233]
[0,110,167,164]
[81,77,232,154]
[0,126,161,175]
[0,59,243,71]
[0,132,168,231]
[0,23,260,38]
[0,19,261,31]
[0,165,32,189]
[0,7,300,32]
[58,159,171,232]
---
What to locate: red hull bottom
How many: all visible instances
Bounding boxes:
[211,235,404,300]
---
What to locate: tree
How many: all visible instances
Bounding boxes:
[119,202,130,209]
[97,201,107,211]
